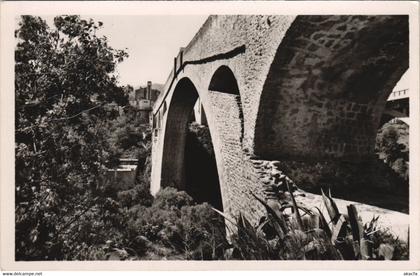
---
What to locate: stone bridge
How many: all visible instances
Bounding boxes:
[150,15,409,226]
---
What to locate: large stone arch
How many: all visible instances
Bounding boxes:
[160,78,198,190]
[160,77,225,210]
[254,15,409,162]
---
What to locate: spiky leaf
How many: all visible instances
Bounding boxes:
[321,189,340,224]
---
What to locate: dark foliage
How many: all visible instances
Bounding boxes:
[124,187,228,260]
[15,15,128,260]
[376,120,409,180]
[105,105,152,162]
[221,186,409,260]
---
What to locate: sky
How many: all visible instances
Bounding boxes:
[394,71,409,92]
[95,15,208,87]
[43,15,409,91]
[45,15,209,87]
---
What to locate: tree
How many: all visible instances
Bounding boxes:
[377,126,406,165]
[15,15,128,260]
[104,105,152,168]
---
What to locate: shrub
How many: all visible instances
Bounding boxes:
[178,203,228,259]
[218,175,408,260]
[391,158,409,181]
[153,187,194,210]
[377,126,406,165]
[123,187,228,259]
[117,184,153,208]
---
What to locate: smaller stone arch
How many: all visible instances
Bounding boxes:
[209,65,240,95]
[208,65,244,143]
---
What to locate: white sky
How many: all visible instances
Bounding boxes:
[43,15,409,91]
[95,15,208,87]
[44,15,208,87]
[394,71,409,92]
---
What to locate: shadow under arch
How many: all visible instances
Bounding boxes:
[209,65,240,95]
[161,77,223,210]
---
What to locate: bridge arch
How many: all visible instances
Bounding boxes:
[160,77,224,210]
[254,15,409,162]
[209,65,244,143]
[209,65,240,95]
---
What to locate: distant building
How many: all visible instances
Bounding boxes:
[129,81,160,110]
[104,158,138,190]
[128,81,161,123]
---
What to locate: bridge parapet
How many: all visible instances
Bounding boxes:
[153,17,213,117]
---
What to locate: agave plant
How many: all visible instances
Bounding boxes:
[251,190,341,260]
[319,189,403,260]
[214,172,407,260]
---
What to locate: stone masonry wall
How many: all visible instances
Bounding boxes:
[255,15,409,161]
